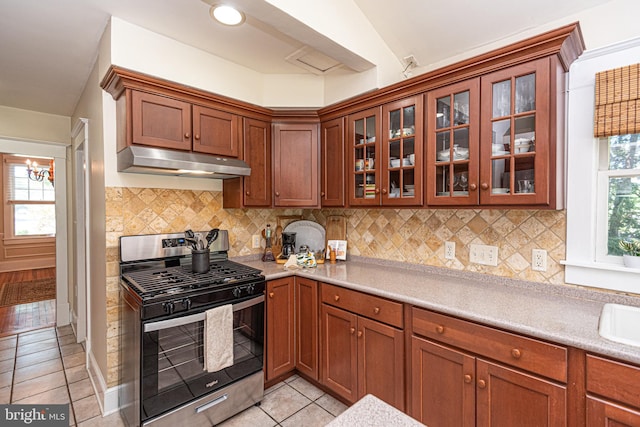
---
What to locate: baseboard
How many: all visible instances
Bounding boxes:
[0,257,55,272]
[87,350,121,416]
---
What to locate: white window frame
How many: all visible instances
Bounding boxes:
[3,156,56,240]
[564,37,640,294]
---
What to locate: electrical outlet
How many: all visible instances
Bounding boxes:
[252,235,261,249]
[444,241,456,259]
[470,244,498,266]
[532,249,548,271]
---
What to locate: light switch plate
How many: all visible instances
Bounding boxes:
[470,243,498,266]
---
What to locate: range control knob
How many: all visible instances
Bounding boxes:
[182,298,192,310]
[163,301,175,314]
[247,284,255,294]
[232,287,242,298]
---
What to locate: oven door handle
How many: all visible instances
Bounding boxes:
[144,294,264,333]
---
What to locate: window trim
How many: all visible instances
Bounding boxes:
[2,155,56,240]
[564,37,640,294]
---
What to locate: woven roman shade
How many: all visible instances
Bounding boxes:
[594,63,640,137]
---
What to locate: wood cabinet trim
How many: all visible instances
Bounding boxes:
[317,23,583,121]
[101,65,273,121]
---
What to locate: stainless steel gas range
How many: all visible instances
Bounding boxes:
[119,231,265,426]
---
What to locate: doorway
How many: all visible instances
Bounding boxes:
[0,138,70,332]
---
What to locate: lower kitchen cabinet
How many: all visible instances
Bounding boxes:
[265,277,295,381]
[295,277,318,380]
[586,354,640,426]
[410,307,567,426]
[320,283,405,410]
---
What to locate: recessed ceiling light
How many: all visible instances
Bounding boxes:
[210,4,245,26]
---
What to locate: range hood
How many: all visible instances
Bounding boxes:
[117,146,251,179]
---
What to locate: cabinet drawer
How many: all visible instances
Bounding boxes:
[412,307,567,382]
[587,354,640,410]
[321,283,403,328]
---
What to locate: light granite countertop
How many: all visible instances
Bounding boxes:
[326,394,425,427]
[235,256,640,366]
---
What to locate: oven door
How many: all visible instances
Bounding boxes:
[140,295,264,422]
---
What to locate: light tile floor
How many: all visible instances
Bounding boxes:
[0,326,347,427]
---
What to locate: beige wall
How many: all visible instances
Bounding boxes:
[72,59,109,392]
[0,106,70,145]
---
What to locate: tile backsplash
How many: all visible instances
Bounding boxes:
[104,186,566,386]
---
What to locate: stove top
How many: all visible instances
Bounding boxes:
[123,259,263,299]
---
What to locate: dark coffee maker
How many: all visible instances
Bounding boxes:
[282,232,296,257]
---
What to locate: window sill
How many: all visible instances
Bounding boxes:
[562,259,640,294]
[3,236,55,246]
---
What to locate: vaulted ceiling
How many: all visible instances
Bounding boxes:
[0,0,614,116]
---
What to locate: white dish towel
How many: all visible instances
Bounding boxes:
[203,304,234,373]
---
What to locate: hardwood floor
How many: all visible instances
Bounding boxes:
[0,267,56,337]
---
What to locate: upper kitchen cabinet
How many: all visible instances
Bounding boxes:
[224,118,272,208]
[321,118,346,207]
[479,58,552,206]
[272,120,320,208]
[382,96,424,206]
[348,107,381,206]
[101,66,271,157]
[131,90,240,157]
[426,80,479,206]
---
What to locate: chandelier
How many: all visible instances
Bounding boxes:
[26,158,54,186]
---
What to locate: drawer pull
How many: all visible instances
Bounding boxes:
[464,374,472,384]
[268,292,274,298]
[350,327,355,334]
[184,133,190,139]
[436,325,445,334]
[334,295,340,302]
[477,379,486,389]
[373,307,380,314]
[511,348,522,359]
[357,331,363,338]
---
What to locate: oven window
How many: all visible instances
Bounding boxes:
[141,301,264,420]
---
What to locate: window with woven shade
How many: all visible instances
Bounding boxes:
[594,63,640,137]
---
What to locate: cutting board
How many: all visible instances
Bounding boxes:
[325,215,347,244]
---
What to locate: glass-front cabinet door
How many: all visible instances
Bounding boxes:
[480,58,550,205]
[426,79,480,205]
[348,107,381,206]
[382,96,423,206]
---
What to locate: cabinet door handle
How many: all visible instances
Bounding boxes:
[321,191,325,197]
[373,307,380,314]
[464,374,473,384]
[511,348,522,359]
[480,182,489,190]
[275,191,280,197]
[350,327,355,334]
[382,188,387,194]
[435,325,445,334]
[184,132,190,139]
[375,188,380,194]
[268,292,274,298]
[334,295,340,302]
[478,379,487,389]
[469,183,477,191]
[245,191,250,196]
[357,331,363,337]
[194,134,200,140]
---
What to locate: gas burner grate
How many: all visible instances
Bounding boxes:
[123,260,262,298]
